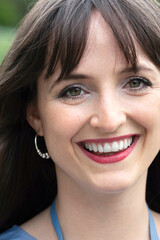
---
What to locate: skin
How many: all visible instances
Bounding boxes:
[26,11,160,240]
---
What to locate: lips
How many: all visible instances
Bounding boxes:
[78,135,139,164]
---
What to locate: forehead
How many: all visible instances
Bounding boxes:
[84,11,119,56]
[78,11,158,73]
[39,10,159,88]
[75,11,128,74]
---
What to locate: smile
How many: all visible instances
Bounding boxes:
[84,137,133,153]
[78,135,139,164]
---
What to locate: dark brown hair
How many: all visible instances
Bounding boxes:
[0,0,160,232]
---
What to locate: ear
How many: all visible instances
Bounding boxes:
[27,102,44,136]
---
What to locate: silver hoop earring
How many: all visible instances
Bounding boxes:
[34,134,50,159]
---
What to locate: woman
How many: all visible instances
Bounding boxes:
[0,0,160,239]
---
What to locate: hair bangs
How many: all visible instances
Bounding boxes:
[45,0,139,82]
[93,0,138,70]
[92,0,160,68]
[45,0,160,81]
[45,0,92,81]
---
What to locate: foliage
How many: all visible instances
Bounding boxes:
[0,0,37,63]
[0,26,16,63]
[0,0,37,27]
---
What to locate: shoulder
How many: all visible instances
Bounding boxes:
[151,210,160,237]
[20,206,58,240]
[0,225,35,240]
[0,206,58,240]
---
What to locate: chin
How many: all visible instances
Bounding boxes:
[88,172,139,195]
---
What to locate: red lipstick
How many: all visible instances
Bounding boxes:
[78,135,139,164]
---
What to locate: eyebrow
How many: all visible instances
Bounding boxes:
[120,65,154,74]
[48,74,90,92]
[48,65,154,92]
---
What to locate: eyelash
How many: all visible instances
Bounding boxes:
[58,85,88,100]
[123,76,152,93]
[58,76,152,100]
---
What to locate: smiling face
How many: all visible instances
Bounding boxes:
[27,11,160,195]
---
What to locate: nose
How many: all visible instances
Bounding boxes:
[90,93,127,133]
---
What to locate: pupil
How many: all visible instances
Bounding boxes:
[129,80,140,88]
[69,88,81,96]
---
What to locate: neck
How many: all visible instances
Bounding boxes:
[55,172,149,240]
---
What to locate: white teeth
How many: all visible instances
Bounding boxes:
[112,141,119,152]
[128,137,132,145]
[89,144,93,151]
[92,143,98,152]
[119,140,123,150]
[124,139,128,149]
[98,144,103,153]
[84,137,133,153]
[104,143,111,153]
[85,143,89,149]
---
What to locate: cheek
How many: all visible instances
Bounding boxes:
[39,102,91,171]
[124,93,160,131]
[40,102,90,142]
[127,95,160,162]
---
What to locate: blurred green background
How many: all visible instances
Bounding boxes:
[0,0,37,63]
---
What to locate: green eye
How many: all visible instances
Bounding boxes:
[128,79,141,88]
[124,77,152,93]
[59,85,86,99]
[67,87,82,96]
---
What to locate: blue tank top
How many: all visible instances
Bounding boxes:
[0,201,159,240]
[51,201,159,240]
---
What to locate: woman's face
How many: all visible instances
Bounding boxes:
[28,12,160,195]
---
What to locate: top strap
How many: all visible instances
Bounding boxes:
[51,200,159,240]
[148,207,159,240]
[50,201,64,240]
